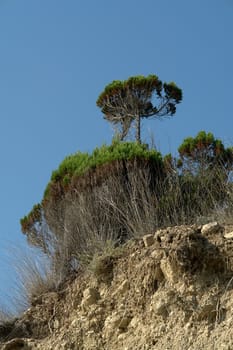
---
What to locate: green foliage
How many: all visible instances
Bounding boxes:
[96,75,162,106]
[45,141,162,197]
[163,82,182,103]
[178,131,233,173]
[50,151,90,183]
[96,74,182,142]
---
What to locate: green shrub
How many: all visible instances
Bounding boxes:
[43,141,162,200]
[50,141,160,182]
[20,141,163,276]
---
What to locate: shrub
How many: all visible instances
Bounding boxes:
[21,141,164,283]
[20,135,233,292]
[44,141,162,198]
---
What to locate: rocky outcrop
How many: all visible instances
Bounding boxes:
[1,222,233,350]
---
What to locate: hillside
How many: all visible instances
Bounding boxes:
[1,221,233,350]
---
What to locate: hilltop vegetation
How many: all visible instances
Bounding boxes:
[20,131,233,300]
[16,75,233,307]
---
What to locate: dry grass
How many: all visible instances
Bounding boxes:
[44,166,161,275]
[5,246,57,313]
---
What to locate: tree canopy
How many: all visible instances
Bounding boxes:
[177,131,233,175]
[96,74,182,143]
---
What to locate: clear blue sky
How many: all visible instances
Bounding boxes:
[0,0,232,306]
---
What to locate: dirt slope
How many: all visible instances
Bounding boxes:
[1,222,233,350]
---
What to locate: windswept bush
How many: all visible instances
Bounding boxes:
[21,141,164,281]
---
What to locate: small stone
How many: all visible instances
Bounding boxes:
[71,319,79,328]
[224,231,233,239]
[118,316,132,329]
[83,287,99,299]
[89,317,98,328]
[196,295,218,320]
[160,258,178,284]
[53,319,60,329]
[118,333,126,340]
[130,316,139,328]
[151,290,174,318]
[151,250,164,260]
[153,299,168,316]
[3,338,26,350]
[112,280,130,297]
[201,222,221,235]
[159,324,166,333]
[143,234,155,247]
[81,287,100,308]
[104,312,132,330]
[184,322,192,330]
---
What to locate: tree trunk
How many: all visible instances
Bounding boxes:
[135,114,141,143]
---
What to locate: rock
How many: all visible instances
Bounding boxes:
[104,312,132,332]
[71,318,80,328]
[115,315,132,329]
[153,298,169,317]
[159,324,166,333]
[2,338,30,350]
[143,234,155,247]
[201,222,221,235]
[153,263,165,282]
[81,287,100,308]
[118,333,126,341]
[224,231,233,239]
[196,295,218,321]
[151,291,174,318]
[150,249,164,260]
[83,287,98,299]
[112,280,130,297]
[129,316,140,329]
[89,317,98,328]
[53,319,60,329]
[160,258,178,284]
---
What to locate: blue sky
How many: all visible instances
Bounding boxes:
[0,0,232,305]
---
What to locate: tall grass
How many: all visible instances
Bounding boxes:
[3,246,56,316]
[0,245,58,341]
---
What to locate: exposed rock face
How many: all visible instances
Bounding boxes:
[1,223,233,350]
